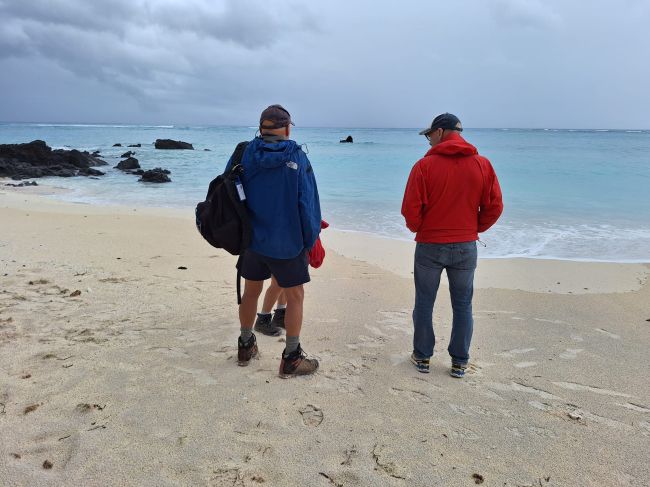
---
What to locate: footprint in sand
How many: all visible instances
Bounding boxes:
[495,347,535,358]
[210,467,244,487]
[391,387,434,404]
[450,426,480,440]
[505,425,559,439]
[147,346,189,358]
[595,328,620,339]
[616,402,650,413]
[514,361,537,368]
[13,430,80,471]
[372,444,407,480]
[529,401,633,430]
[346,334,388,350]
[559,348,583,360]
[322,359,366,395]
[299,404,323,427]
[551,381,631,398]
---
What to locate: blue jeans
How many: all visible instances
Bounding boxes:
[412,241,477,365]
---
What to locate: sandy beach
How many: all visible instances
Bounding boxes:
[1,187,649,486]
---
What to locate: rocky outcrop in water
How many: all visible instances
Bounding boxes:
[115,157,141,171]
[128,143,141,147]
[0,140,107,180]
[120,151,135,158]
[138,167,171,183]
[154,139,193,150]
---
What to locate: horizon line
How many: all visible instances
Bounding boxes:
[0,121,649,132]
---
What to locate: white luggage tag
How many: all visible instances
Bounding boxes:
[235,177,246,201]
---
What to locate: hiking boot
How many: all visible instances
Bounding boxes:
[279,345,319,378]
[254,313,282,337]
[237,334,258,366]
[271,308,286,329]
[410,353,430,373]
[450,362,467,378]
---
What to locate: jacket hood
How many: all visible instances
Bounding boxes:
[250,136,298,169]
[425,132,477,157]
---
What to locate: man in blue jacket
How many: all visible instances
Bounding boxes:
[228,104,322,377]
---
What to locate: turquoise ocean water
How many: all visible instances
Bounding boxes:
[1,123,649,262]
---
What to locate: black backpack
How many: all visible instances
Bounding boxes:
[195,141,250,255]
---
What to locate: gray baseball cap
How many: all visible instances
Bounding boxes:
[259,104,295,129]
[419,113,463,135]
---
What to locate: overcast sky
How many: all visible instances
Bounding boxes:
[1,0,649,128]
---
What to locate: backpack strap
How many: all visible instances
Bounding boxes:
[236,255,243,304]
[231,140,249,305]
[227,141,249,176]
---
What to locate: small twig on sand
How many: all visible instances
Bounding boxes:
[319,472,344,487]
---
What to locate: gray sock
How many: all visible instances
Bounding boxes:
[240,328,253,342]
[285,335,300,354]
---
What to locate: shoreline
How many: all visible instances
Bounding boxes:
[2,186,648,296]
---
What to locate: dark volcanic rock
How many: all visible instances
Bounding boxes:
[120,151,135,158]
[128,143,141,147]
[139,167,171,183]
[5,181,38,187]
[115,157,140,171]
[113,143,122,147]
[154,139,194,150]
[91,150,101,157]
[0,140,108,180]
[204,148,211,151]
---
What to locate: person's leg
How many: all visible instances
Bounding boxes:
[279,283,318,377]
[240,279,264,331]
[283,284,304,349]
[446,242,478,371]
[255,276,283,336]
[261,276,283,314]
[237,279,263,365]
[268,250,318,377]
[412,243,445,364]
[271,288,287,329]
[237,250,271,365]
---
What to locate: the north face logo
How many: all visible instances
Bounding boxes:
[286,161,298,170]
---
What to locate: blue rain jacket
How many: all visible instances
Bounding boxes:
[225,136,321,259]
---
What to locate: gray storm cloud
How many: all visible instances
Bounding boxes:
[0,0,649,128]
[0,0,317,106]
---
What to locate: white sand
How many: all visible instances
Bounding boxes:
[1,189,649,486]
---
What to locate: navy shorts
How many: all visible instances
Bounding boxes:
[239,249,310,288]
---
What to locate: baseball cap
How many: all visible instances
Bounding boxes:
[259,104,295,129]
[419,113,463,135]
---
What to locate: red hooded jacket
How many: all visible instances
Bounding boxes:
[401,132,503,243]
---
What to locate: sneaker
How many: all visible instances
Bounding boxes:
[410,353,430,373]
[237,334,258,366]
[254,313,282,337]
[450,362,467,378]
[279,345,319,378]
[271,308,286,329]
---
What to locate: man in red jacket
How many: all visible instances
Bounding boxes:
[401,113,503,378]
